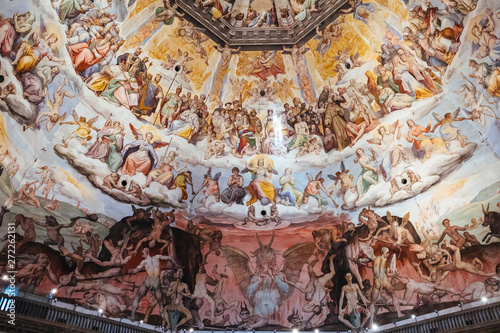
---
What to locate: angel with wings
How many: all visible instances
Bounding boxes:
[60,109,99,147]
[250,51,286,81]
[229,77,248,101]
[155,0,184,25]
[328,161,356,205]
[121,124,168,176]
[470,8,500,65]
[282,44,309,66]
[431,109,470,148]
[178,21,210,64]
[195,168,222,207]
[161,49,193,82]
[216,44,241,68]
[455,72,499,126]
[367,120,412,180]
[334,47,350,63]
[315,17,345,55]
[34,77,73,132]
[303,171,338,208]
[333,63,347,81]
[335,47,365,71]
[277,78,298,102]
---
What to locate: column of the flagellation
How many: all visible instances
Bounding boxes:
[273,0,296,27]
[229,0,251,27]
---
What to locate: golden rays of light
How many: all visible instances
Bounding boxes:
[144,21,214,90]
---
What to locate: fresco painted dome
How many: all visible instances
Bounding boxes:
[1,0,500,331]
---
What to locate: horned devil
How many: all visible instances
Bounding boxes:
[221,233,315,318]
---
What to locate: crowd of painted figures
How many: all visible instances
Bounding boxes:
[1,0,500,331]
[0,0,496,212]
[5,202,500,331]
[195,0,316,25]
[0,0,493,160]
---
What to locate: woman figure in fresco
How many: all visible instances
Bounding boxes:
[0,11,35,57]
[405,118,448,160]
[244,155,277,206]
[11,32,65,76]
[145,151,187,188]
[20,65,60,105]
[354,148,379,198]
[85,120,124,172]
[279,167,303,209]
[367,121,413,180]
[391,52,433,100]
[121,125,167,176]
[471,8,500,65]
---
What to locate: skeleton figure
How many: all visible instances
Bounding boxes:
[338,272,371,329]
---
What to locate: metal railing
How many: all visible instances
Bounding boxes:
[2,293,500,333]
[0,294,156,333]
[380,301,500,333]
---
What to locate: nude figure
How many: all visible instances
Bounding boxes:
[59,246,133,296]
[370,247,403,324]
[132,209,175,254]
[86,231,132,267]
[374,220,415,246]
[209,264,239,319]
[439,240,495,277]
[35,78,74,132]
[164,268,194,329]
[338,272,371,330]
[192,265,217,325]
[287,256,335,327]
[17,253,59,290]
[34,215,79,249]
[41,178,56,200]
[216,44,241,68]
[13,181,40,208]
[6,158,19,179]
[128,248,178,321]
[436,218,469,249]
[15,214,37,243]
[392,274,459,306]
[78,291,131,317]
[44,194,59,211]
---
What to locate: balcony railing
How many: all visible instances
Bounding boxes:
[177,0,350,49]
[2,293,500,332]
[0,294,157,333]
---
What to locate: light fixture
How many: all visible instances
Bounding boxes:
[481,296,488,303]
[315,330,319,333]
[51,288,57,294]
[411,314,416,319]
[292,329,299,333]
[190,329,194,332]
[2,275,7,281]
[98,308,103,314]
[371,324,378,331]
[140,320,143,324]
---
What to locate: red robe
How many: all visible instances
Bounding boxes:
[68,39,111,72]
